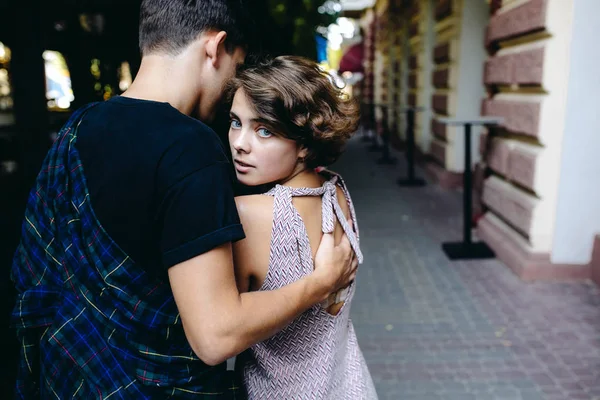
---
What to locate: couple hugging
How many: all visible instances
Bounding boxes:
[10,0,377,398]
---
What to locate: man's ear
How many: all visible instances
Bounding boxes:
[205,31,228,68]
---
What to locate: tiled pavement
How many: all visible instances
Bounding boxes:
[336,136,600,400]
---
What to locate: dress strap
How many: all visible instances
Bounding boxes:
[265,177,363,264]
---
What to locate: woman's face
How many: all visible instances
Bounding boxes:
[228,88,307,187]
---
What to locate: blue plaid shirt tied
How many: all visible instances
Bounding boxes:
[11,104,243,399]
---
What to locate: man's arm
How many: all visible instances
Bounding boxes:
[156,140,356,365]
[168,233,355,366]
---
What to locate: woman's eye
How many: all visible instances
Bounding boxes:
[257,128,272,138]
[230,119,242,129]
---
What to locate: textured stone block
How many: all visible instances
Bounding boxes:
[485,55,513,85]
[478,213,591,281]
[514,47,545,84]
[433,68,450,88]
[408,93,417,107]
[482,99,541,137]
[485,47,545,86]
[486,138,514,176]
[408,2,419,19]
[408,73,417,89]
[435,0,452,21]
[409,55,418,69]
[434,43,450,64]
[487,0,548,44]
[507,143,541,192]
[479,131,488,156]
[430,139,447,165]
[482,176,543,239]
[432,94,448,115]
[409,21,419,37]
[592,236,600,287]
[431,118,447,140]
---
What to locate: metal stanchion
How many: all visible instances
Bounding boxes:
[397,106,426,187]
[438,116,503,260]
[360,102,373,143]
[364,102,382,152]
[376,104,397,165]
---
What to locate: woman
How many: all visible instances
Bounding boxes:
[228,56,377,399]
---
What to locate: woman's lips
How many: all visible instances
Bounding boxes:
[234,159,254,173]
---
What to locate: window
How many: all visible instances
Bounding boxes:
[0,42,13,114]
[43,50,75,110]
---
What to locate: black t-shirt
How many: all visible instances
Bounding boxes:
[76,96,245,278]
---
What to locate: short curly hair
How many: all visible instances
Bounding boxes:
[226,56,360,168]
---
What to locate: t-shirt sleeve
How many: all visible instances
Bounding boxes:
[157,155,245,269]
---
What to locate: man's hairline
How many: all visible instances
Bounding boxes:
[140,29,247,58]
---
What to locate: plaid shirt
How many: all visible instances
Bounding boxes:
[11,103,244,399]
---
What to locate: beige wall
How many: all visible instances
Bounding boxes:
[478,0,594,280]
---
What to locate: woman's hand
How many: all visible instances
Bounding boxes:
[311,231,358,302]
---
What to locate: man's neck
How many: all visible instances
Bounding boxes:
[122,54,200,116]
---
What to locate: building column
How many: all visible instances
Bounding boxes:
[405,0,434,160]
[477,0,592,281]
[392,6,409,146]
[387,4,403,145]
[426,0,489,188]
[373,1,389,134]
[360,10,376,135]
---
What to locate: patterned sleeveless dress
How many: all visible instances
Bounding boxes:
[238,171,378,399]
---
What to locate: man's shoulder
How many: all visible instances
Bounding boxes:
[78,99,227,165]
[167,115,224,152]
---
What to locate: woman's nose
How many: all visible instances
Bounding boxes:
[232,129,251,154]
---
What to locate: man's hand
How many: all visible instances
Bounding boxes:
[311,231,357,302]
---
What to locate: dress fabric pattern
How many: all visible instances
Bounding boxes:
[240,172,378,400]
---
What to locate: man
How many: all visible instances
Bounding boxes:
[10,0,357,398]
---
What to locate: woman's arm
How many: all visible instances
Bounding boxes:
[169,189,357,365]
[232,195,274,293]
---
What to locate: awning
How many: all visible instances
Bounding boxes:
[338,42,364,74]
[340,0,376,11]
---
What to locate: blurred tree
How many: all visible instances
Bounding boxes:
[255,0,339,59]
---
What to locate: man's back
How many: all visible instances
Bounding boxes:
[10,99,245,398]
[76,96,236,279]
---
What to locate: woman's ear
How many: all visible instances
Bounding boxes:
[298,146,309,161]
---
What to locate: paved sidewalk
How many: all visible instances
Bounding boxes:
[337,137,600,400]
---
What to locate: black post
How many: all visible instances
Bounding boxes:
[360,102,372,143]
[442,122,495,260]
[368,104,383,152]
[397,108,425,187]
[377,105,397,165]
[407,109,416,178]
[463,123,473,246]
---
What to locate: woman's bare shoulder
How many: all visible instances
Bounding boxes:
[233,195,274,290]
[235,195,274,231]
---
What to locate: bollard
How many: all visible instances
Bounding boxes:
[397,107,426,187]
[438,116,503,260]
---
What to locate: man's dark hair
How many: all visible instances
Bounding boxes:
[139,0,253,56]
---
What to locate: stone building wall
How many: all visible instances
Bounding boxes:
[477,0,590,280]
[427,0,489,187]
